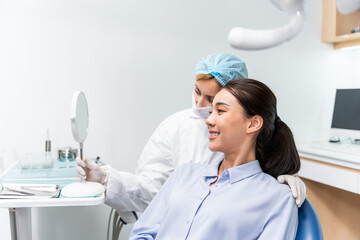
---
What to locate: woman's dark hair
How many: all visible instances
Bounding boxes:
[224,79,300,178]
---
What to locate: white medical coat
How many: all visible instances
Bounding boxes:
[105,108,224,212]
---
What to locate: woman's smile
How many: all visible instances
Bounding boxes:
[208,130,220,140]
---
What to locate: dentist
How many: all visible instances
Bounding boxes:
[76,53,306,213]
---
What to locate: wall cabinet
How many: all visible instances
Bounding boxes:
[322,0,360,49]
[298,156,360,240]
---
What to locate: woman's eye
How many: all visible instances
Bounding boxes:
[217,109,225,114]
[195,88,200,95]
[207,96,214,103]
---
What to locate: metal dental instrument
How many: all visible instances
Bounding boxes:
[0,183,35,196]
[20,185,59,193]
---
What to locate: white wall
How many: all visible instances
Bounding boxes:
[0,0,360,239]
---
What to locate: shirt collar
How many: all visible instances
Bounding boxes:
[227,160,262,184]
[201,160,263,184]
[201,164,219,178]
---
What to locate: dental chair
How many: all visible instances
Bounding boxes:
[295,198,323,240]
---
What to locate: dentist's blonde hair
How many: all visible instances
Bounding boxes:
[195,74,222,88]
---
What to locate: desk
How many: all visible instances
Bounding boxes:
[297,143,360,240]
[0,161,105,240]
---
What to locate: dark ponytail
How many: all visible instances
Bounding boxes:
[225,79,300,178]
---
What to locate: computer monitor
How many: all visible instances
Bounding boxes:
[330,88,360,140]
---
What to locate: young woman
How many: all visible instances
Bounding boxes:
[130,79,300,239]
[76,53,305,213]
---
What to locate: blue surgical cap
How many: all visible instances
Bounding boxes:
[194,53,248,86]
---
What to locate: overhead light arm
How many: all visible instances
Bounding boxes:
[228,0,305,50]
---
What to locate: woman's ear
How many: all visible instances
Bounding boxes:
[247,115,263,133]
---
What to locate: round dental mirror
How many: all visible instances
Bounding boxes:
[70,91,89,159]
[63,91,105,198]
[70,91,89,143]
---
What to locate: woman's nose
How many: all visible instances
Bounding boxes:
[206,113,215,127]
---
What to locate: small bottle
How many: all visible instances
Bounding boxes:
[45,129,51,152]
[44,129,53,168]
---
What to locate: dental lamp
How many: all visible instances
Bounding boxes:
[228,0,305,50]
[336,0,360,14]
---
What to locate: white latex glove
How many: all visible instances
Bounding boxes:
[277,174,306,208]
[76,157,107,184]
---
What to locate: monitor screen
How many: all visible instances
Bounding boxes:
[330,88,360,139]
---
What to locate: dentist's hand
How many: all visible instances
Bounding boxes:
[277,174,306,207]
[76,157,106,184]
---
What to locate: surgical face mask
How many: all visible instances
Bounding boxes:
[192,94,211,119]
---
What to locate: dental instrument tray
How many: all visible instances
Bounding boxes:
[0,159,78,187]
[0,183,60,199]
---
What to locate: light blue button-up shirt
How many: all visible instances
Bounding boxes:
[130,160,298,240]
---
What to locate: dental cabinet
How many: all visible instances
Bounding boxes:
[297,143,360,240]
